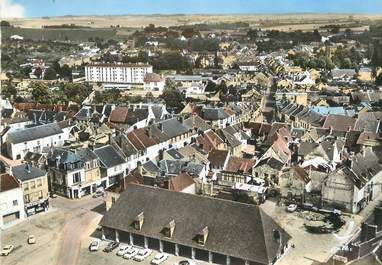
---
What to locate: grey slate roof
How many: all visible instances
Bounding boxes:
[155,118,189,139]
[183,115,212,132]
[12,164,46,182]
[7,123,63,144]
[100,184,291,264]
[202,108,228,120]
[76,148,98,162]
[159,160,204,176]
[94,145,126,168]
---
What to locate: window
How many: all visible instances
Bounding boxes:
[38,191,43,199]
[112,197,116,205]
[37,179,42,187]
[30,181,36,189]
[24,195,30,203]
[72,172,81,183]
[24,183,29,191]
[13,200,18,206]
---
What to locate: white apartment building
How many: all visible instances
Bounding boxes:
[85,63,153,84]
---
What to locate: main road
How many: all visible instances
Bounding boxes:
[54,196,104,265]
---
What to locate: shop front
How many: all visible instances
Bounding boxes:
[25,198,49,217]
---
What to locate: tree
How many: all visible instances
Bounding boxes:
[21,65,32,77]
[31,82,49,103]
[44,68,57,80]
[160,89,185,112]
[52,60,61,75]
[205,80,217,92]
[1,83,17,99]
[0,20,11,27]
[60,64,72,79]
[181,27,198,39]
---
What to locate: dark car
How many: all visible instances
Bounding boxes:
[103,241,120,253]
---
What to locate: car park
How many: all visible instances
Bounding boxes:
[151,252,169,264]
[122,247,139,260]
[133,248,152,261]
[28,235,36,244]
[89,239,100,251]
[1,245,14,256]
[103,241,119,253]
[116,244,132,256]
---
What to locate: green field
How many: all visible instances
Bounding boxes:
[1,27,123,42]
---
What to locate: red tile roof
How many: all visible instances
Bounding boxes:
[196,130,224,152]
[169,172,195,192]
[0,174,20,192]
[224,157,256,174]
[109,107,129,123]
[127,128,158,151]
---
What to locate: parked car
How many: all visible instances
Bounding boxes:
[93,190,104,198]
[123,247,139,260]
[133,248,152,261]
[103,241,119,253]
[1,245,14,256]
[173,260,196,265]
[116,244,132,256]
[89,239,100,252]
[287,204,298,212]
[151,253,168,264]
[28,235,36,244]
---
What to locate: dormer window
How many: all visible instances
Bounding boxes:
[161,220,175,238]
[194,226,209,246]
[132,212,144,230]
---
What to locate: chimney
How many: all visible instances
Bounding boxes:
[132,212,144,230]
[55,155,61,169]
[158,123,163,132]
[137,162,143,175]
[25,163,31,174]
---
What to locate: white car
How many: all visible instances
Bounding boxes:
[116,244,131,256]
[123,247,139,260]
[89,239,100,251]
[1,245,14,256]
[151,253,169,264]
[133,248,152,262]
[28,235,36,244]
[287,204,298,212]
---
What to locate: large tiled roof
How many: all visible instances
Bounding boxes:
[7,123,63,144]
[100,184,291,264]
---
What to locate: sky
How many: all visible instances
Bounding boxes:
[1,0,382,18]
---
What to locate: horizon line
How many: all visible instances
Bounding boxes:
[10,11,382,19]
